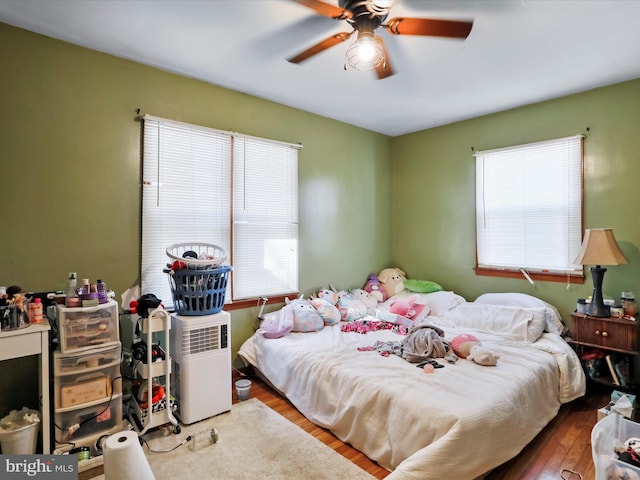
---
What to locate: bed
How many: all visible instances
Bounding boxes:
[238,290,586,480]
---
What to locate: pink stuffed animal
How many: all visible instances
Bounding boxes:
[388,295,430,324]
[389,296,417,318]
[450,334,499,366]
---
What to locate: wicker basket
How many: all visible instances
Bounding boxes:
[166,243,227,270]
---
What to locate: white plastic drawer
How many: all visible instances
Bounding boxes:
[54,394,123,444]
[54,345,122,409]
[57,301,119,353]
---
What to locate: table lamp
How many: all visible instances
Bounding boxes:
[574,228,628,317]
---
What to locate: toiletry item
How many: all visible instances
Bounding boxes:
[81,278,90,295]
[621,292,637,317]
[32,298,43,323]
[66,272,78,307]
[97,280,108,304]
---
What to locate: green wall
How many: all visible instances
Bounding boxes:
[0,22,392,359]
[391,78,640,322]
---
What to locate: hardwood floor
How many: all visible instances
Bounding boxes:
[234,368,610,480]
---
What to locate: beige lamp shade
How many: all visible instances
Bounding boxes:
[574,228,628,266]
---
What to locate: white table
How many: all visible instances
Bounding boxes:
[0,322,51,453]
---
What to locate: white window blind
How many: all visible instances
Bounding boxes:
[233,137,298,300]
[141,115,299,308]
[475,135,584,275]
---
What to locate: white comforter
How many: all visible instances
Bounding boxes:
[239,298,585,480]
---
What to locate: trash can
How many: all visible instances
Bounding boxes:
[0,407,40,454]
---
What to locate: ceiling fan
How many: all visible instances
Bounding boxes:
[287,0,473,79]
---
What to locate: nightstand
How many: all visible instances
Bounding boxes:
[569,312,638,392]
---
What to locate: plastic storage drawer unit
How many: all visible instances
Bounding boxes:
[54,393,123,445]
[592,412,640,479]
[57,300,119,353]
[53,345,122,409]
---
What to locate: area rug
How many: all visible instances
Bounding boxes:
[91,398,377,480]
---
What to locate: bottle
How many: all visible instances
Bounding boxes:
[82,278,90,295]
[97,279,108,304]
[621,292,637,317]
[30,298,43,323]
[65,272,78,307]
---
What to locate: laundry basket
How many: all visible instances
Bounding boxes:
[592,412,640,479]
[166,243,227,269]
[165,265,232,316]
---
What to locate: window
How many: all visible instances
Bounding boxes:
[140,115,299,309]
[474,135,584,281]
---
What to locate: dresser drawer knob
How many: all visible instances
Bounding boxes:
[595,330,600,335]
[602,331,608,337]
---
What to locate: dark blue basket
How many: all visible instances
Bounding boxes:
[166,265,232,316]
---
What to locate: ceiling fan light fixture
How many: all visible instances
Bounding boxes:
[345,31,383,71]
[365,0,395,16]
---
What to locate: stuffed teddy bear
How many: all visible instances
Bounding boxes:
[377,268,407,297]
[363,273,387,302]
[450,333,499,366]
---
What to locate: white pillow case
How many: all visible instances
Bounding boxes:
[440,303,547,343]
[474,292,567,336]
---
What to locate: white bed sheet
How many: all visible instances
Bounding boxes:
[239,303,585,480]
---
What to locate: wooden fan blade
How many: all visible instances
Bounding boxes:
[385,17,473,39]
[290,0,352,19]
[375,36,393,79]
[287,32,352,64]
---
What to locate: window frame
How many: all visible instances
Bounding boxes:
[140,115,301,311]
[473,134,585,285]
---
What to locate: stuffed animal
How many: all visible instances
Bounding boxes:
[450,334,499,366]
[404,279,443,294]
[350,288,377,315]
[336,290,368,322]
[363,273,387,302]
[316,287,338,306]
[287,297,324,332]
[378,268,407,297]
[309,297,341,326]
[388,295,417,318]
[388,295,430,324]
[257,304,294,338]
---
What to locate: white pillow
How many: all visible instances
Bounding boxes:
[441,303,546,343]
[474,293,567,336]
[387,290,466,317]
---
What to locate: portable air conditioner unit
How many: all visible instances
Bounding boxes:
[170,311,231,424]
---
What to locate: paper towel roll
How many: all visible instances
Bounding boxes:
[103,431,155,480]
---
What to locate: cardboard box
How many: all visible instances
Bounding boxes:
[61,376,109,407]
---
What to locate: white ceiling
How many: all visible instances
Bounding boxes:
[2,0,640,136]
